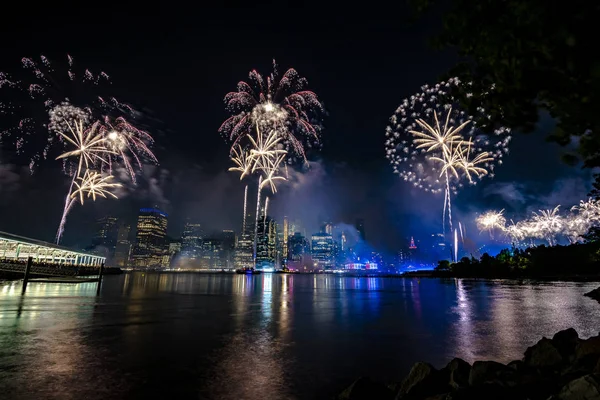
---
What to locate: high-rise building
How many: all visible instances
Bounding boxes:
[282,217,289,260]
[220,230,236,269]
[92,216,119,260]
[311,232,334,270]
[167,239,182,267]
[114,224,132,268]
[288,232,308,261]
[181,222,203,257]
[256,213,277,268]
[201,237,224,269]
[131,208,168,268]
[235,232,253,268]
[355,218,365,242]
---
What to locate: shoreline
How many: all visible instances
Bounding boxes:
[339,328,600,399]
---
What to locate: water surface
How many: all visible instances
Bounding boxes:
[0,273,598,399]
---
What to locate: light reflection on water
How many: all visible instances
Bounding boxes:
[0,274,599,399]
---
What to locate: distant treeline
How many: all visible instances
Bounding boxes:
[435,241,600,278]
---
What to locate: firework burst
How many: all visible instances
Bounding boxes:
[476,209,506,238]
[477,200,600,246]
[220,60,323,164]
[0,54,137,171]
[385,78,511,234]
[71,170,121,204]
[100,116,157,183]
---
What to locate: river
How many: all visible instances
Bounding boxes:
[0,273,598,399]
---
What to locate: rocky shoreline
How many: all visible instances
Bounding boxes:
[338,328,600,399]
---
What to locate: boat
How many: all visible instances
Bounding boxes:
[235,267,262,275]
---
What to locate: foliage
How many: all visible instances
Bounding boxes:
[443,242,600,277]
[410,0,600,167]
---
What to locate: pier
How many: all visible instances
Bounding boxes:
[0,231,107,294]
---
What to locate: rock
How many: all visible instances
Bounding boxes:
[524,337,564,368]
[338,377,395,400]
[554,374,600,400]
[468,361,516,387]
[584,287,600,304]
[446,358,471,389]
[553,328,581,361]
[445,383,524,400]
[575,336,600,361]
[397,362,450,399]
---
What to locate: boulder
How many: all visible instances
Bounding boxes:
[575,336,600,361]
[524,337,564,368]
[445,383,524,400]
[584,287,600,304]
[553,374,600,400]
[446,358,471,389]
[396,362,450,399]
[553,328,580,361]
[468,361,516,387]
[338,377,395,400]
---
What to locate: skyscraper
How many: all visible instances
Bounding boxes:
[114,224,132,267]
[355,218,365,242]
[256,213,277,268]
[92,216,119,259]
[220,230,236,269]
[311,232,334,270]
[235,231,254,268]
[131,208,168,268]
[282,216,289,260]
[181,221,203,258]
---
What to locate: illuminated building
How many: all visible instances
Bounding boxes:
[181,221,203,257]
[0,231,105,266]
[355,218,365,241]
[282,216,289,260]
[256,212,277,268]
[131,208,168,268]
[235,232,253,268]
[345,261,378,270]
[167,239,181,267]
[201,237,224,269]
[288,232,308,261]
[92,216,118,260]
[311,232,334,270]
[113,224,132,267]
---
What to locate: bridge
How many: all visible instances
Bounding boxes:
[0,231,105,277]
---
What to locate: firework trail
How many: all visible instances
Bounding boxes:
[228,124,288,266]
[264,196,270,227]
[242,185,248,234]
[254,175,263,264]
[477,200,600,246]
[385,78,511,236]
[0,54,137,172]
[219,60,323,165]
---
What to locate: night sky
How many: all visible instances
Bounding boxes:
[0,7,593,255]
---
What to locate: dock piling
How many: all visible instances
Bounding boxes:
[21,256,33,295]
[96,262,105,296]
